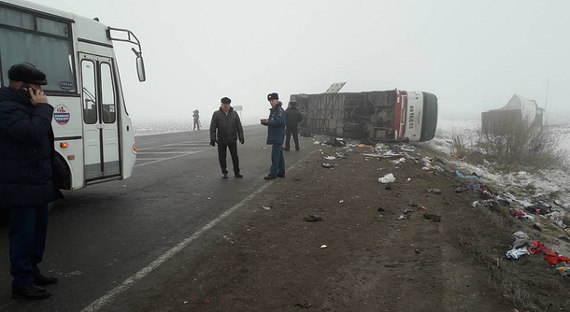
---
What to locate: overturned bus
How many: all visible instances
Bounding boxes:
[291,89,438,142]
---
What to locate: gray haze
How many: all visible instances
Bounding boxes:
[31,0,570,125]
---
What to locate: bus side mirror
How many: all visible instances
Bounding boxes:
[136,55,146,82]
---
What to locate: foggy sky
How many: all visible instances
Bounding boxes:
[27,0,570,125]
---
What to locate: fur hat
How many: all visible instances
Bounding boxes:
[221,97,231,104]
[267,93,279,101]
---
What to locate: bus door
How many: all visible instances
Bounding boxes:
[80,53,121,181]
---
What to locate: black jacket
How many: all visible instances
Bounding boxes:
[0,87,56,208]
[210,107,244,143]
[285,106,303,128]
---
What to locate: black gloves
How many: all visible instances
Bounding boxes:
[210,140,216,146]
[240,139,244,144]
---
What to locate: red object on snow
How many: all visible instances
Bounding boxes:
[530,241,570,265]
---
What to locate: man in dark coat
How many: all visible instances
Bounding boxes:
[261,93,286,180]
[0,63,59,299]
[210,97,244,178]
[284,100,303,151]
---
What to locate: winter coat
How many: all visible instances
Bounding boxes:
[285,106,303,128]
[210,107,244,143]
[264,102,286,145]
[0,87,56,208]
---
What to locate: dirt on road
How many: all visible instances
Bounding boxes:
[121,142,569,312]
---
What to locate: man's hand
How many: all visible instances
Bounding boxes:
[260,119,268,125]
[210,140,216,146]
[240,139,244,144]
[29,87,48,105]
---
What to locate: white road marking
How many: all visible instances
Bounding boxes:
[80,149,317,312]
[137,151,200,154]
[134,151,203,167]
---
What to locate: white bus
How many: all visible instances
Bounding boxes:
[0,0,146,190]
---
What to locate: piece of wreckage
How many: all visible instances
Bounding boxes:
[481,94,544,135]
[291,83,438,143]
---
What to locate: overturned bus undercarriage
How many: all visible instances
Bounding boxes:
[291,89,438,142]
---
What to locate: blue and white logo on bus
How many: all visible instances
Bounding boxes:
[54,105,70,125]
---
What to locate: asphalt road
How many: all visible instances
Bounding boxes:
[0,125,316,312]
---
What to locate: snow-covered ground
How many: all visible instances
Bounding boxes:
[424,118,570,256]
[429,118,570,203]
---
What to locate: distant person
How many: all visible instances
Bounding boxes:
[284,100,303,151]
[192,109,201,131]
[210,97,244,179]
[261,93,286,180]
[0,63,61,300]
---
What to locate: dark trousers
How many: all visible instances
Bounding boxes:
[217,141,240,174]
[269,144,285,177]
[9,204,48,289]
[285,126,299,150]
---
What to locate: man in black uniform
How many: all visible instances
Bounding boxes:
[210,97,244,178]
[284,100,303,151]
[0,63,60,299]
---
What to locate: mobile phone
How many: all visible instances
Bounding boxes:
[19,83,36,99]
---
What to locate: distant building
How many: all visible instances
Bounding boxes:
[481,94,544,134]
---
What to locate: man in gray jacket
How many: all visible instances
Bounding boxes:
[210,97,244,178]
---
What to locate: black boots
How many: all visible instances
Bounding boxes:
[12,285,50,300]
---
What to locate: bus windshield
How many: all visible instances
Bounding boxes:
[0,4,76,94]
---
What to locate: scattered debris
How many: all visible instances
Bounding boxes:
[320,245,328,249]
[423,213,441,222]
[530,241,570,265]
[377,207,385,212]
[398,209,414,220]
[509,208,535,222]
[321,163,334,169]
[456,170,479,180]
[505,231,531,259]
[546,211,566,229]
[512,231,530,249]
[303,215,323,222]
[427,188,442,195]
[506,248,530,260]
[391,158,406,164]
[262,206,271,210]
[556,266,569,277]
[323,156,337,160]
[378,173,396,183]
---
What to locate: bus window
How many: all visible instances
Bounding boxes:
[0,6,34,29]
[0,5,75,93]
[100,63,116,124]
[81,60,97,124]
[36,17,69,37]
